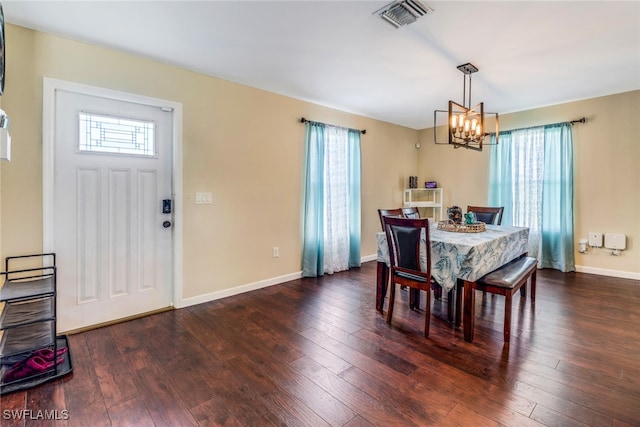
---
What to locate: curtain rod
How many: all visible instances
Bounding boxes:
[492,117,587,135]
[300,117,366,135]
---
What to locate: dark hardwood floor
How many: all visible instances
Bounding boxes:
[3,261,640,426]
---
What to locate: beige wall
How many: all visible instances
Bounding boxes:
[418,90,640,277]
[2,24,636,309]
[1,25,418,300]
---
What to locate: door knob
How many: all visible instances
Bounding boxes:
[163,221,171,228]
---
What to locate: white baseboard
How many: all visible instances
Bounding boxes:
[363,255,639,282]
[575,265,640,281]
[177,259,639,310]
[176,271,303,308]
[176,254,381,309]
[361,254,378,263]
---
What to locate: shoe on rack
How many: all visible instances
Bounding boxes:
[33,347,68,362]
[3,355,65,383]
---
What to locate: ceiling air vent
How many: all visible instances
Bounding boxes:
[374,0,433,28]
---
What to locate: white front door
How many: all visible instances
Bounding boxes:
[51,87,174,332]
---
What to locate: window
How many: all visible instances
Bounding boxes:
[489,123,574,272]
[302,121,362,277]
[78,112,155,156]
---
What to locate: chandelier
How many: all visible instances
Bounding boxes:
[434,63,498,151]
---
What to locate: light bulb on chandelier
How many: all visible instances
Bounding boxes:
[451,114,482,138]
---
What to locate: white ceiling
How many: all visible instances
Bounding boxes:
[4,1,640,129]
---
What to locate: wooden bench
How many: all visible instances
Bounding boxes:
[474,256,538,342]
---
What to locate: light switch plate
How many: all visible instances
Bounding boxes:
[195,192,212,204]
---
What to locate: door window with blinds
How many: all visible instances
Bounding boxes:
[78,112,156,157]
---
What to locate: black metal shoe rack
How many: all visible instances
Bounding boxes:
[0,253,73,394]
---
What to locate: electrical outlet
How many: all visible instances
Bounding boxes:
[272,247,279,258]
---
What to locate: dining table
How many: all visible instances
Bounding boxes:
[376,224,529,342]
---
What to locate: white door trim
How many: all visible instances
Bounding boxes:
[42,77,184,310]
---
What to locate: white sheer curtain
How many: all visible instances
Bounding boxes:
[511,127,545,258]
[323,126,351,274]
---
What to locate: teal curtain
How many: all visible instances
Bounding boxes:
[488,131,514,227]
[302,122,361,277]
[302,122,325,276]
[489,123,575,272]
[540,124,574,271]
[347,129,362,268]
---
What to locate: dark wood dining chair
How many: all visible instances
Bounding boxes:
[378,208,404,230]
[467,206,504,225]
[466,206,504,299]
[382,216,436,337]
[403,204,444,299]
[401,207,420,219]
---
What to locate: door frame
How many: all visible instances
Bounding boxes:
[42,77,184,310]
